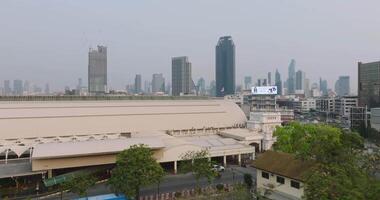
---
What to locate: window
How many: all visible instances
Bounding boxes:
[261,171,269,179]
[276,176,285,184]
[291,180,300,189]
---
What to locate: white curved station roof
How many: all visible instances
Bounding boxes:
[0,100,246,140]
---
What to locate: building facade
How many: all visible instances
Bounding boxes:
[275,69,282,96]
[196,77,206,96]
[13,80,23,95]
[319,78,328,96]
[88,46,107,95]
[335,76,350,96]
[301,99,316,113]
[172,56,192,96]
[371,108,380,131]
[244,76,252,90]
[3,80,11,96]
[134,74,142,94]
[358,61,380,108]
[216,36,235,97]
[253,151,314,200]
[152,73,165,94]
[295,70,305,91]
[287,59,296,94]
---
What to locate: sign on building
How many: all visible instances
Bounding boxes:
[251,86,278,95]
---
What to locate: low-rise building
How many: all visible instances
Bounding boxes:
[300,99,316,113]
[252,151,315,200]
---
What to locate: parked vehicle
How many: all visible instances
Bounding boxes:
[212,164,225,172]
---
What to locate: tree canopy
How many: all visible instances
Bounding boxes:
[274,122,380,200]
[108,144,164,199]
[180,149,216,189]
[61,173,96,198]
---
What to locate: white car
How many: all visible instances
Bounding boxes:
[212,164,225,172]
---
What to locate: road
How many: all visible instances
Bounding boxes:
[38,166,256,200]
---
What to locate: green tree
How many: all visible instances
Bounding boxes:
[180,149,216,191]
[243,173,253,189]
[108,144,164,200]
[274,122,380,200]
[61,173,96,199]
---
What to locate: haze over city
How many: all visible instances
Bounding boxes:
[1,0,380,92]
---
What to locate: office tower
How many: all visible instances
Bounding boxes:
[335,76,350,96]
[144,80,150,94]
[287,59,296,94]
[209,80,216,97]
[295,70,305,90]
[44,83,50,95]
[257,79,262,86]
[77,78,83,89]
[4,80,11,95]
[88,45,107,95]
[152,73,165,93]
[216,36,235,97]
[263,79,267,86]
[13,80,23,95]
[304,78,310,97]
[275,69,282,95]
[134,74,142,94]
[197,77,206,95]
[244,76,252,90]
[358,61,380,107]
[172,56,192,96]
[267,72,272,85]
[166,83,171,95]
[319,78,328,96]
[23,81,30,95]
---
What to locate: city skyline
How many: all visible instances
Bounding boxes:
[1,1,380,91]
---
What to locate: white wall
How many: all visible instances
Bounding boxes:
[256,169,304,200]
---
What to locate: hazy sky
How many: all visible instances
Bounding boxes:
[1,0,380,92]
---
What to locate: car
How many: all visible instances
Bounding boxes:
[212,164,225,172]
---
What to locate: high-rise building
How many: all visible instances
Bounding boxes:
[275,69,282,95]
[335,76,350,97]
[320,78,328,96]
[287,59,296,94]
[197,77,206,96]
[88,45,107,95]
[44,83,50,95]
[152,73,165,93]
[13,80,23,95]
[304,78,310,97]
[244,76,252,90]
[134,74,142,94]
[209,80,216,97]
[172,56,192,96]
[295,70,305,90]
[257,79,262,87]
[3,80,11,95]
[267,72,272,86]
[23,81,30,95]
[144,80,151,94]
[216,36,235,97]
[358,61,380,108]
[262,79,267,86]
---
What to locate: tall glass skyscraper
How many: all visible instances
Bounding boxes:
[216,36,235,97]
[275,69,282,95]
[335,76,350,97]
[88,45,107,95]
[287,59,296,94]
[358,61,380,107]
[172,56,192,96]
